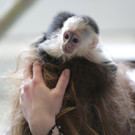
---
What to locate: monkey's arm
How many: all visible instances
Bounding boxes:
[31,33,46,48]
[38,33,63,58]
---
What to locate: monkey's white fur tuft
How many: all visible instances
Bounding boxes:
[39,16,113,64]
[62,16,91,32]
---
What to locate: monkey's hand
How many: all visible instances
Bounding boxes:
[20,61,70,135]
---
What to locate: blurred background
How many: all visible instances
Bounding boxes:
[0,0,135,131]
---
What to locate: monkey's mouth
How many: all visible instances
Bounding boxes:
[62,47,72,54]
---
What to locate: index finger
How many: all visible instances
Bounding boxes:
[33,61,44,81]
[55,69,70,96]
[23,64,32,82]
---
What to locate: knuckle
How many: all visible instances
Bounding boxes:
[31,79,39,87]
[54,92,63,100]
[23,84,30,92]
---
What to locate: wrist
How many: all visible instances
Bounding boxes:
[47,124,60,135]
[29,116,57,135]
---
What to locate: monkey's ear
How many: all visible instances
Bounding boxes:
[31,33,46,48]
[89,35,98,49]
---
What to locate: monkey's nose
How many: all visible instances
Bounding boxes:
[62,45,72,54]
[67,46,71,49]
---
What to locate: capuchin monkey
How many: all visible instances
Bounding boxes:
[8,11,135,135]
[37,12,116,70]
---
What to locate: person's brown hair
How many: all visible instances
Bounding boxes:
[8,48,135,135]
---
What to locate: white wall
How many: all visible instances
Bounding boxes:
[4,0,135,36]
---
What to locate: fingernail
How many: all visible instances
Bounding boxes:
[64,69,70,77]
[35,61,40,65]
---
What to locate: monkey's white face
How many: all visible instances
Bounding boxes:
[61,30,81,54]
[60,16,99,56]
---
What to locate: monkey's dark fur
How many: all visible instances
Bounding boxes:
[46,12,76,38]
[9,12,135,135]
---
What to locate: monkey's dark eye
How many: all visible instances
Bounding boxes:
[73,38,78,43]
[64,34,69,39]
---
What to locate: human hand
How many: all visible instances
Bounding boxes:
[20,61,70,135]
